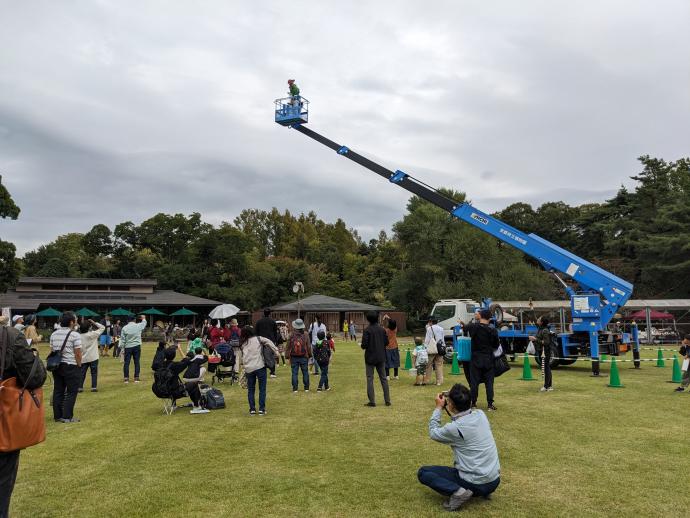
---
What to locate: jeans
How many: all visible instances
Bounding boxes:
[52,363,81,420]
[0,450,20,518]
[246,367,267,412]
[291,357,310,391]
[417,465,500,498]
[123,346,141,380]
[318,362,330,389]
[80,360,99,389]
[366,362,390,405]
[470,358,495,406]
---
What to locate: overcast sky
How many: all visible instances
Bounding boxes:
[1,0,688,255]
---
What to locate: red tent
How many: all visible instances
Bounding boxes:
[626,310,675,321]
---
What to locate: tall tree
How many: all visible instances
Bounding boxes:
[0,175,21,292]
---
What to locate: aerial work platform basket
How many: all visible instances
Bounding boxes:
[274,96,309,125]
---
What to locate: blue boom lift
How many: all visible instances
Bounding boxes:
[274,96,640,375]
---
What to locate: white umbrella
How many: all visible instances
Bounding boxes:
[209,304,240,319]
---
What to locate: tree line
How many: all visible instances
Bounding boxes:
[1,156,688,321]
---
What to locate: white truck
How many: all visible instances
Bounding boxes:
[429,298,505,340]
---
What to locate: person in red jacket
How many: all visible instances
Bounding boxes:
[209,319,224,351]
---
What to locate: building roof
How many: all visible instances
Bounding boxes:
[0,289,221,312]
[496,299,690,311]
[18,277,157,287]
[271,294,389,312]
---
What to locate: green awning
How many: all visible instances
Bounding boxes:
[140,307,168,316]
[109,307,135,317]
[36,307,62,317]
[170,307,198,316]
[75,307,100,318]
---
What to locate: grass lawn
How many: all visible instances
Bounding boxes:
[10,340,690,517]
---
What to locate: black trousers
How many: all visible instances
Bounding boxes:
[469,358,495,406]
[0,450,20,518]
[538,346,552,388]
[52,363,81,420]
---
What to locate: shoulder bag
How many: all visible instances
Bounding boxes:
[0,327,47,451]
[260,338,276,371]
[46,330,72,372]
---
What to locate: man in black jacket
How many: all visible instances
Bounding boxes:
[255,308,280,378]
[361,311,391,407]
[465,309,500,411]
[0,324,47,518]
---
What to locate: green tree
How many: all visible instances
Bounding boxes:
[0,175,22,292]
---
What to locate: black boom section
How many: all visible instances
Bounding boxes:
[292,124,458,213]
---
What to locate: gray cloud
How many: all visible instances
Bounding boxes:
[1,0,688,256]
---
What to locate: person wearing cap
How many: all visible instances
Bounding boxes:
[285,318,312,393]
[287,79,300,105]
[22,314,42,344]
[12,315,24,332]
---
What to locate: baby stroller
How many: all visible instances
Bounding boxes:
[212,341,237,385]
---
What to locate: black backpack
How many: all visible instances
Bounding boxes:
[313,341,330,364]
[204,387,225,410]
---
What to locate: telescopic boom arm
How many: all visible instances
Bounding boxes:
[290,123,633,332]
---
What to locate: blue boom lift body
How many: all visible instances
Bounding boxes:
[275,97,641,374]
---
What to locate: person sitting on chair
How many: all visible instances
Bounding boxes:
[182,348,209,414]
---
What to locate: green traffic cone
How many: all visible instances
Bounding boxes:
[519,353,535,381]
[670,355,682,383]
[450,351,461,375]
[404,349,412,370]
[607,357,624,387]
[656,348,665,367]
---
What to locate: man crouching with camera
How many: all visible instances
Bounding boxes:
[417,383,501,511]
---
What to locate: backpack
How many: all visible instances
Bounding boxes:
[289,333,308,357]
[203,387,225,410]
[313,340,330,365]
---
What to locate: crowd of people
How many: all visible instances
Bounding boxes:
[0,306,516,514]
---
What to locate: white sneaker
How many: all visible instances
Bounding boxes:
[386,376,390,380]
[305,389,310,392]
[270,374,277,378]
[547,387,554,391]
[190,407,210,414]
[540,387,548,392]
[394,376,399,380]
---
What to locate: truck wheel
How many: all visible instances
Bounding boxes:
[489,303,504,325]
[559,358,577,366]
[533,342,561,369]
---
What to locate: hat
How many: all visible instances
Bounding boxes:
[230,318,238,326]
[292,318,305,329]
[12,315,23,324]
[24,314,36,326]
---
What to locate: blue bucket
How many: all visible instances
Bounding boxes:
[456,337,472,361]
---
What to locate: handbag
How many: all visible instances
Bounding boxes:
[493,354,511,378]
[0,329,47,452]
[46,330,72,372]
[261,339,276,371]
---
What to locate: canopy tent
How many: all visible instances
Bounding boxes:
[75,307,99,318]
[209,304,240,320]
[140,307,168,316]
[626,310,675,321]
[109,307,135,317]
[36,307,62,317]
[170,307,198,316]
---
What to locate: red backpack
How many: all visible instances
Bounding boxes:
[289,333,308,357]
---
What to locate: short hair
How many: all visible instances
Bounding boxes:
[685,334,690,341]
[79,321,91,334]
[414,336,423,345]
[263,308,271,317]
[366,311,379,324]
[387,319,397,331]
[317,330,326,340]
[60,311,77,327]
[326,332,332,339]
[448,384,472,412]
[157,341,166,349]
[211,319,219,327]
[539,316,550,327]
[194,347,203,355]
[479,309,492,320]
[164,347,177,361]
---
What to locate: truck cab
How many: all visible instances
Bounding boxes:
[429,299,480,340]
